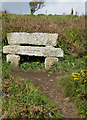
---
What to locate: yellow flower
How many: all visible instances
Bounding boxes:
[76,89,79,91]
[72,73,80,77]
[81,69,87,73]
[76,73,80,76]
[72,73,74,75]
[85,56,87,58]
[84,80,87,84]
[72,73,78,75]
[72,74,75,77]
[74,78,78,80]
[81,70,84,73]
[81,61,84,63]
[82,72,85,77]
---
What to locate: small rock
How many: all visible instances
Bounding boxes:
[48,74,50,76]
[65,97,70,101]
[50,79,53,81]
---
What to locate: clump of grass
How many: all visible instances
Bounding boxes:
[57,56,87,118]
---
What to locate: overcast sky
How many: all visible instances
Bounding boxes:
[1,0,87,15]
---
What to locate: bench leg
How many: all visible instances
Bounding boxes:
[6,54,20,67]
[45,57,58,70]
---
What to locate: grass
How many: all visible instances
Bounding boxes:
[2,61,62,119]
[57,56,87,118]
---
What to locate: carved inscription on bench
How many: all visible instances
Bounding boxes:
[3,45,63,57]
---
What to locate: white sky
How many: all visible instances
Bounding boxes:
[0,0,86,15]
[1,0,87,2]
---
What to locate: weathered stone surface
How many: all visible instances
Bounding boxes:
[6,54,20,67]
[7,32,58,46]
[3,45,64,57]
[45,57,58,70]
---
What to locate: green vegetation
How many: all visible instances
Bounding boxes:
[19,55,86,73]
[2,61,61,119]
[20,61,45,72]
[2,12,86,118]
[57,56,87,118]
[19,56,45,72]
[51,56,86,73]
[29,14,79,19]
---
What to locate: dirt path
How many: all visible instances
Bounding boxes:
[11,69,80,118]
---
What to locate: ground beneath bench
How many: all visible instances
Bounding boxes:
[11,70,80,119]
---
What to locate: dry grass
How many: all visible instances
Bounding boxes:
[2,13,86,57]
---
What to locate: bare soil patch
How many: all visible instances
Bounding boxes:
[11,69,80,118]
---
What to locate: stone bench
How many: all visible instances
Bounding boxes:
[3,32,64,70]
